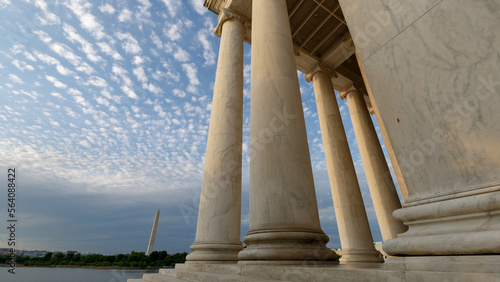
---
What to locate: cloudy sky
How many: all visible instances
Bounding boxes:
[0,0,400,255]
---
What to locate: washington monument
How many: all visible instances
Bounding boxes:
[146,209,160,256]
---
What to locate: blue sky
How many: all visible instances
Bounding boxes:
[0,0,398,255]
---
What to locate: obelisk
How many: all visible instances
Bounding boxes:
[146,209,160,256]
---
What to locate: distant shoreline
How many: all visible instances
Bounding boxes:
[0,265,164,270]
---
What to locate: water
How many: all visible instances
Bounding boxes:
[0,267,158,282]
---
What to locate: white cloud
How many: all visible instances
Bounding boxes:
[65,0,107,40]
[115,32,142,54]
[35,51,58,65]
[133,56,144,65]
[164,22,182,41]
[9,74,24,84]
[34,0,60,26]
[153,104,167,118]
[243,64,251,85]
[75,61,95,75]
[112,63,134,88]
[56,64,74,76]
[173,47,190,62]
[112,64,127,77]
[86,76,108,88]
[133,67,148,83]
[118,9,132,22]
[182,63,200,85]
[182,63,200,94]
[99,3,115,14]
[121,85,139,99]
[96,42,123,60]
[136,0,152,22]
[62,23,103,63]
[196,28,215,65]
[173,89,186,98]
[95,96,110,107]
[49,42,81,66]
[12,59,35,71]
[143,83,162,95]
[189,0,206,15]
[78,140,91,149]
[35,51,75,76]
[150,31,163,49]
[166,70,180,82]
[46,75,67,89]
[50,92,65,100]
[161,0,182,17]
[0,0,11,9]
[34,30,52,43]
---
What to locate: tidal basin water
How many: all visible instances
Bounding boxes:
[0,266,157,282]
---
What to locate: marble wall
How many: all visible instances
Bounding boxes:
[339,0,500,203]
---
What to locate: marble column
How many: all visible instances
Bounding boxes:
[339,86,407,241]
[186,9,245,264]
[306,66,382,263]
[355,52,409,202]
[238,0,336,264]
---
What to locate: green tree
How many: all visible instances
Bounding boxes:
[54,253,65,262]
[65,253,74,261]
[149,251,159,262]
[158,251,167,260]
[72,253,81,262]
[129,251,146,262]
[43,252,53,261]
[116,254,125,262]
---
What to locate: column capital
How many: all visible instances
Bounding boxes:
[338,85,363,100]
[213,8,249,37]
[304,63,337,83]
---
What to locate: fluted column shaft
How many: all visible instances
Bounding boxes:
[238,0,336,264]
[186,14,244,263]
[340,87,407,241]
[307,68,382,263]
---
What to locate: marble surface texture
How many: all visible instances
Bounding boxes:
[312,71,382,263]
[238,0,336,263]
[339,0,442,61]
[348,0,500,203]
[341,0,500,255]
[342,88,406,241]
[186,18,244,263]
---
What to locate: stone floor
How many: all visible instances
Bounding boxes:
[128,256,500,282]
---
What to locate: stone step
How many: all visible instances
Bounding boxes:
[141,273,187,282]
[128,270,283,282]
[174,269,283,282]
[129,261,500,282]
[158,268,177,277]
[174,263,242,275]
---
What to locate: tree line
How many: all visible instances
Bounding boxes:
[0,251,187,268]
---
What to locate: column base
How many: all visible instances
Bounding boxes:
[384,189,500,256]
[385,255,500,274]
[186,243,243,264]
[339,250,384,263]
[238,229,338,264]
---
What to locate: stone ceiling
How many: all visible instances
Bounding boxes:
[204,0,365,91]
[287,0,348,61]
